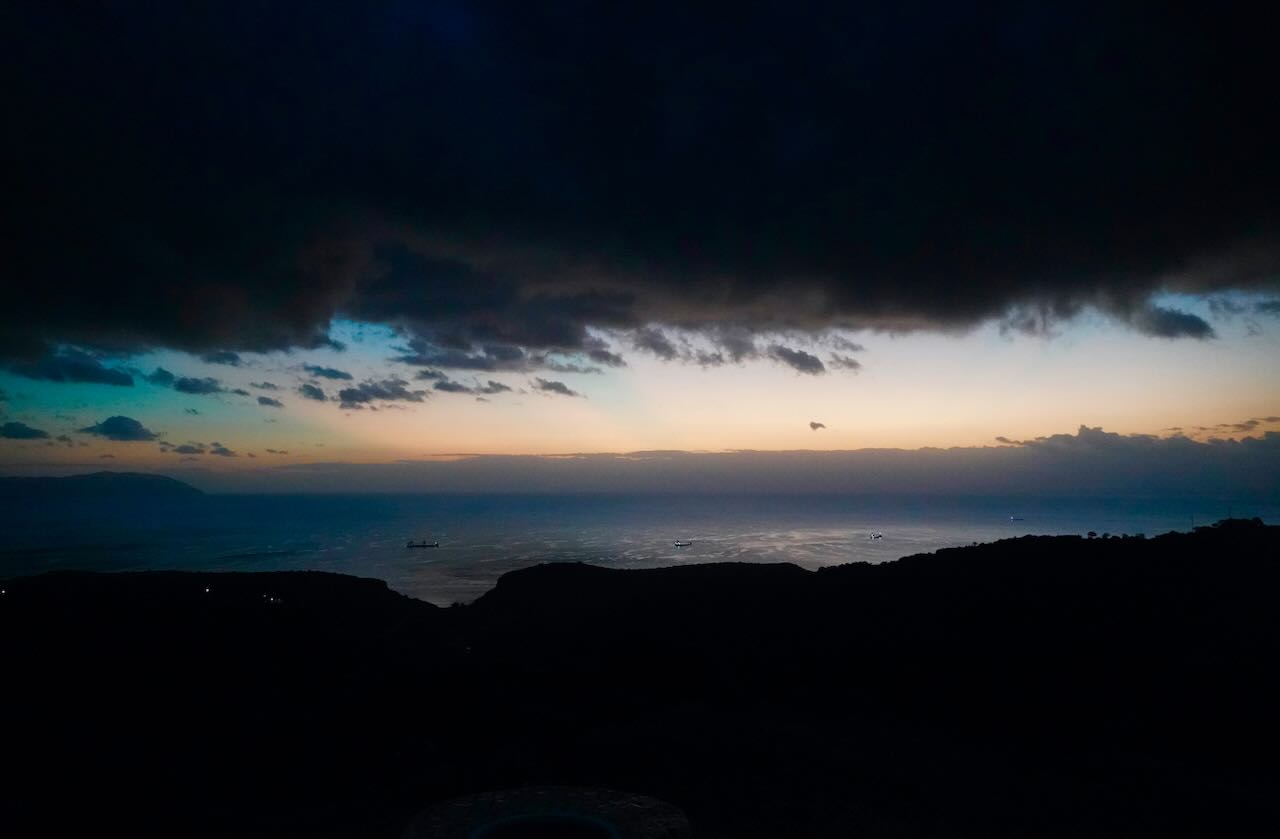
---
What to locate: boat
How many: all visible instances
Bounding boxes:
[868,532,883,540]
[406,540,440,548]
[1009,516,1024,522]
[673,540,692,548]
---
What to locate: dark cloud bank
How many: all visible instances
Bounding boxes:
[176,426,1280,497]
[5,3,1280,378]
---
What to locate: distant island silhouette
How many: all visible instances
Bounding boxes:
[0,471,203,500]
[3,519,1277,837]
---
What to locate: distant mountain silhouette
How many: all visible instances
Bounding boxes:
[2,519,1277,838]
[0,470,203,500]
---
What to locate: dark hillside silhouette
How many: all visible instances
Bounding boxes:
[3,520,1278,837]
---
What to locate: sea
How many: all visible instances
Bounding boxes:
[1,494,1274,605]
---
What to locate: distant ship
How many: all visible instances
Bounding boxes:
[1009,516,1025,522]
[406,540,439,548]
[673,540,692,548]
[868,532,883,540]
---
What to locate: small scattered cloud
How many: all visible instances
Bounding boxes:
[184,407,201,415]
[1132,305,1215,339]
[200,350,242,366]
[174,376,222,394]
[148,367,234,396]
[828,354,862,372]
[174,443,205,455]
[210,442,236,457]
[633,327,680,361]
[298,383,328,401]
[251,381,280,390]
[533,378,581,397]
[257,396,285,408]
[1,421,49,440]
[1256,299,1280,316]
[303,364,353,380]
[337,378,427,409]
[78,415,159,441]
[543,360,603,374]
[265,448,288,455]
[768,345,826,375]
[809,421,826,431]
[434,378,514,395]
[588,348,627,367]
[831,336,866,353]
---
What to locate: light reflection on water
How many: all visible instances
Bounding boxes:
[1,494,1273,605]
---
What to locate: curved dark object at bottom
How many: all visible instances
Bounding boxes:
[401,786,691,839]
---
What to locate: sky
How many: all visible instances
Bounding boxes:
[2,3,1278,492]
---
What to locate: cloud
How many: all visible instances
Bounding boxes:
[174,443,205,455]
[433,378,515,396]
[257,396,285,408]
[393,339,552,372]
[200,350,241,366]
[587,348,627,368]
[145,368,176,386]
[174,376,224,394]
[251,381,280,390]
[78,415,159,441]
[184,407,201,415]
[148,367,237,396]
[298,383,328,401]
[768,345,825,375]
[831,337,865,353]
[809,421,825,431]
[4,349,132,386]
[542,360,603,375]
[633,328,679,361]
[1257,300,1280,316]
[533,378,581,397]
[210,442,235,457]
[4,3,1279,370]
[1,421,49,439]
[828,354,862,372]
[302,364,354,380]
[1131,305,1215,339]
[337,378,427,409]
[265,448,288,454]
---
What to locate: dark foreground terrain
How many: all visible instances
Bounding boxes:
[4,520,1278,837]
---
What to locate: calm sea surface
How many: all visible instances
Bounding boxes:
[2,494,1274,605]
